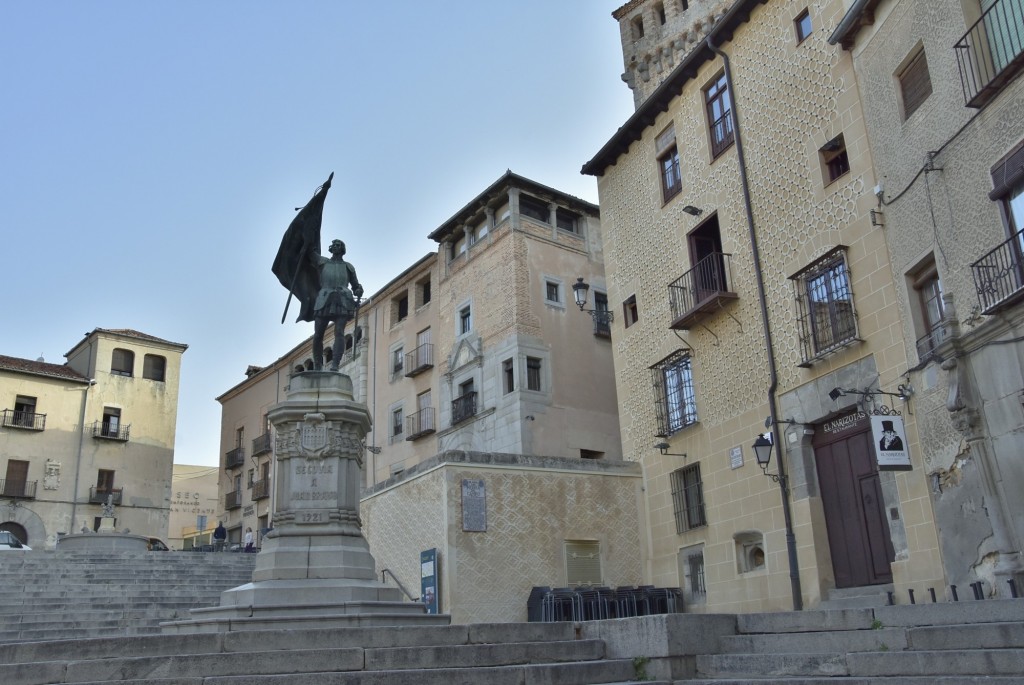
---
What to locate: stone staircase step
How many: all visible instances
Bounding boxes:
[720,627,908,654]
[695,653,850,679]
[906,621,1024,649]
[846,649,1024,677]
[682,678,1024,684]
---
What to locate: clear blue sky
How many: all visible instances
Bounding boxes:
[0,1,633,467]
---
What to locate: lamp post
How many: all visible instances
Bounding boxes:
[572,277,613,333]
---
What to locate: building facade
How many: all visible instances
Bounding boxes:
[584,0,947,611]
[216,173,639,620]
[169,464,219,550]
[0,328,186,548]
[830,0,1024,593]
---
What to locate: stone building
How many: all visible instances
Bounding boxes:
[583,0,947,612]
[168,464,219,550]
[0,328,186,548]
[216,172,641,621]
[829,0,1024,594]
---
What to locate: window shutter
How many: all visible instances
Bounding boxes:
[899,50,932,119]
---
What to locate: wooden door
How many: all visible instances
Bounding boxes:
[4,460,28,497]
[814,418,895,588]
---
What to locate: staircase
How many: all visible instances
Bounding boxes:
[0,550,256,643]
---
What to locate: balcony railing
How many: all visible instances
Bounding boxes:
[709,111,735,158]
[668,252,738,330]
[406,407,436,441]
[592,310,613,338]
[451,391,477,426]
[0,479,37,499]
[251,432,272,456]
[89,487,123,505]
[973,227,1024,313]
[955,0,1024,107]
[225,490,242,510]
[252,478,270,501]
[405,343,434,377]
[915,324,950,360]
[1,410,45,430]
[92,422,130,441]
[225,446,245,470]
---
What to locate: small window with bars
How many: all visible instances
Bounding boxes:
[651,350,698,436]
[670,464,706,532]
[656,124,682,203]
[678,544,706,603]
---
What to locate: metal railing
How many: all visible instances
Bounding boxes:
[252,478,270,500]
[955,0,1024,107]
[0,410,45,430]
[972,227,1024,313]
[667,252,736,329]
[225,490,242,509]
[89,486,123,505]
[916,324,949,360]
[451,391,477,425]
[225,446,245,469]
[592,311,613,337]
[91,422,130,441]
[406,407,436,440]
[709,111,734,158]
[251,432,272,456]
[405,343,434,377]
[0,479,37,499]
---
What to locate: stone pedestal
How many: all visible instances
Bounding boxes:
[165,372,448,633]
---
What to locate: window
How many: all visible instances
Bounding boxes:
[418,278,432,307]
[735,531,766,573]
[670,464,707,532]
[564,540,602,586]
[652,351,698,436]
[656,125,681,203]
[143,354,166,382]
[556,208,579,233]
[580,449,604,459]
[795,8,812,43]
[111,348,134,377]
[453,379,477,424]
[459,306,472,335]
[393,293,409,324]
[623,295,639,328]
[235,426,244,448]
[391,347,404,379]
[102,407,122,438]
[793,248,858,364]
[594,292,611,337]
[545,280,561,304]
[247,468,255,489]
[678,544,706,603]
[13,396,37,428]
[97,469,116,494]
[392,407,403,437]
[898,47,932,120]
[910,258,945,358]
[630,15,645,40]
[502,358,515,394]
[820,134,850,184]
[705,73,734,158]
[519,194,550,223]
[526,357,542,392]
[4,460,30,498]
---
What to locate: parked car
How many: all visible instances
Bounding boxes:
[0,531,30,550]
[147,537,170,551]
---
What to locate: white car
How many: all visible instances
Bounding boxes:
[0,531,30,550]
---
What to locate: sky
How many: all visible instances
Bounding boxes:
[0,1,634,467]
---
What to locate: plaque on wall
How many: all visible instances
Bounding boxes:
[461,478,486,532]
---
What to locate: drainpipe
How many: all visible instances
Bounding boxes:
[707,32,803,611]
[70,377,96,532]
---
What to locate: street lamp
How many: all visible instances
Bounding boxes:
[572,277,613,328]
[751,433,781,483]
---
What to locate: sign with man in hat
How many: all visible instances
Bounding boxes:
[869,415,912,470]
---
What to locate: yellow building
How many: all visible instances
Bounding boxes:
[583,0,945,611]
[169,464,219,550]
[216,172,643,622]
[0,328,186,548]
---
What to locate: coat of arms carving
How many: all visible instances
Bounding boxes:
[300,412,329,457]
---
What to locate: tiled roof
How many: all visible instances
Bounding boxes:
[92,328,188,349]
[0,355,89,383]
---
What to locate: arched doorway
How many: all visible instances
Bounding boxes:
[0,521,30,546]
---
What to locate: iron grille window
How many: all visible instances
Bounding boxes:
[392,408,403,437]
[705,73,734,158]
[670,464,707,532]
[686,550,706,599]
[651,350,698,436]
[793,249,858,365]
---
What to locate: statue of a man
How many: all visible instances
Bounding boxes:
[272,173,365,371]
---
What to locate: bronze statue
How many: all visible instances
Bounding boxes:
[272,173,364,371]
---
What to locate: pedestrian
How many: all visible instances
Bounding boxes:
[244,527,254,553]
[213,521,227,552]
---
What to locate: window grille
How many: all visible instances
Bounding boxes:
[651,350,698,436]
[793,248,859,365]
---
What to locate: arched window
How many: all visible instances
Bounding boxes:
[111,348,134,377]
[143,354,166,382]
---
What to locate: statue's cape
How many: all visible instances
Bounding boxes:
[272,173,333,322]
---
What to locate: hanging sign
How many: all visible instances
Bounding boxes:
[870,412,912,470]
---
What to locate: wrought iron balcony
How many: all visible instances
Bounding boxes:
[972,227,1024,314]
[225,490,242,510]
[451,391,477,426]
[0,479,37,499]
[89,487,123,505]
[405,343,434,377]
[251,432,272,457]
[92,422,130,441]
[916,324,949,360]
[252,478,270,501]
[709,112,734,158]
[405,407,436,441]
[668,252,738,330]
[225,446,245,470]
[1,410,45,430]
[955,0,1024,107]
[592,311,613,337]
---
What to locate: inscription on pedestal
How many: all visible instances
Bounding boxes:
[291,458,338,509]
